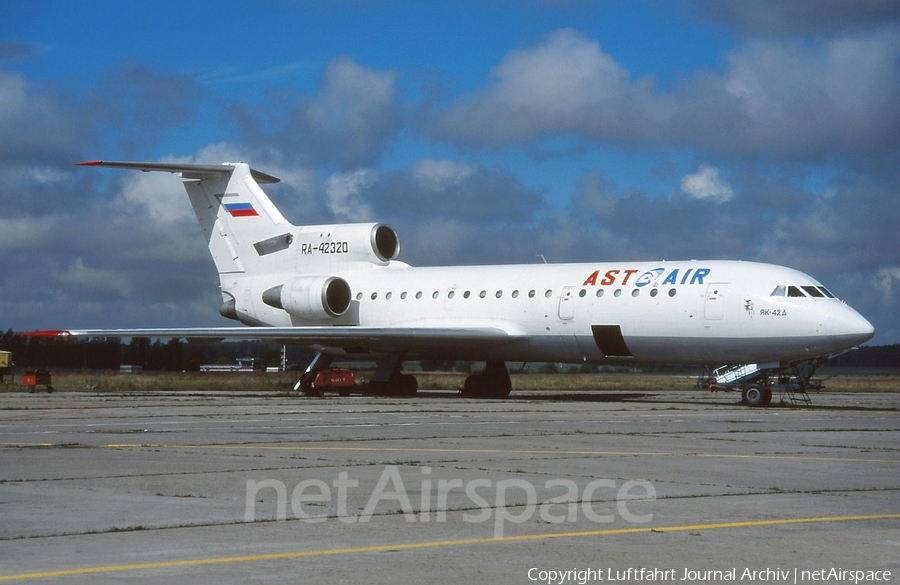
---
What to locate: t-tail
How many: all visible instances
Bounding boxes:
[78,161,402,324]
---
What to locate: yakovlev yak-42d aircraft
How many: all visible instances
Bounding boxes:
[26,161,874,405]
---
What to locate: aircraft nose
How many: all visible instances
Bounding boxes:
[832,303,875,346]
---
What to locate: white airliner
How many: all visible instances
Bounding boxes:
[28,160,874,405]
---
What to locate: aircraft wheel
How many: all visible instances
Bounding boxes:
[398,374,418,396]
[461,374,480,397]
[460,373,512,398]
[742,384,765,407]
[368,373,418,397]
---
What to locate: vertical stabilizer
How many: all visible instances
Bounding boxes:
[180,163,289,276]
[77,161,289,277]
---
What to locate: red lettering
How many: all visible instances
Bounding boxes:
[601,270,619,286]
[621,269,639,285]
[582,270,599,286]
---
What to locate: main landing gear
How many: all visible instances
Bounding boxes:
[460,360,512,399]
[367,353,418,396]
[299,354,514,399]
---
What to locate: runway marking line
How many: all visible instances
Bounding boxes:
[1,514,898,581]
[4,442,895,465]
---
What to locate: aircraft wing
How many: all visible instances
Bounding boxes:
[20,326,516,353]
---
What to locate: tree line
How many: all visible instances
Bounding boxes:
[0,330,313,372]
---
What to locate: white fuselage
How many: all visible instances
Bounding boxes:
[227,259,874,365]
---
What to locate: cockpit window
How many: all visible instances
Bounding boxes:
[772,284,838,299]
[802,285,825,298]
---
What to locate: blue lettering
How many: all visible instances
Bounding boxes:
[680,268,693,285]
[690,268,710,284]
[662,270,679,285]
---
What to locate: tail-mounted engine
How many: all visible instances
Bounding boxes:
[294,222,400,266]
[234,223,401,322]
[262,275,352,319]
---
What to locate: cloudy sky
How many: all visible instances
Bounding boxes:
[2,0,899,344]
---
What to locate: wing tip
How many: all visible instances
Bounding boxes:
[16,330,72,338]
[76,160,103,166]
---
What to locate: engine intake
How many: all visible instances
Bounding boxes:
[372,224,400,262]
[262,276,351,319]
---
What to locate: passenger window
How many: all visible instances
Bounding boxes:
[578,289,586,298]
[545,290,553,298]
[401,292,408,300]
[802,286,825,298]
[787,286,806,297]
[668,289,677,297]
[463,291,471,299]
[631,289,640,297]
[770,285,786,297]
[495,290,503,298]
[528,290,536,298]
[596,289,604,298]
[650,288,658,297]
[447,291,455,299]
[512,290,519,298]
[416,291,423,299]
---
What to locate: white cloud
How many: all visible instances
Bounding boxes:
[412,159,476,191]
[0,216,60,250]
[324,169,376,221]
[437,29,647,143]
[680,164,734,203]
[877,267,900,303]
[434,27,900,164]
[56,257,131,297]
[114,166,196,225]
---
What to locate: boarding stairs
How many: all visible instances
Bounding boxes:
[700,358,832,406]
[711,363,762,386]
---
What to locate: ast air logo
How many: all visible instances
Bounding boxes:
[582,267,711,287]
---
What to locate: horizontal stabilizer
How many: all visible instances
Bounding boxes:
[76,160,281,184]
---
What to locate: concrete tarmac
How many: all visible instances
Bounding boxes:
[1,388,898,584]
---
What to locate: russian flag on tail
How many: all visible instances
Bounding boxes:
[224,202,259,217]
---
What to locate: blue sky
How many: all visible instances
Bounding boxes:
[2,0,899,344]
